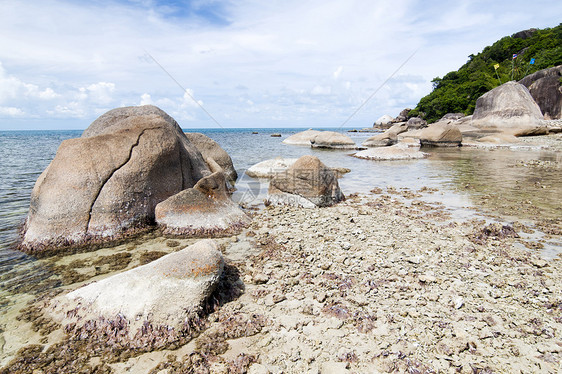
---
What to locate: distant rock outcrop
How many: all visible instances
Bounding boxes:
[185,132,238,184]
[20,105,211,254]
[282,129,323,145]
[406,117,427,130]
[394,108,412,123]
[310,131,356,149]
[155,172,249,236]
[440,113,466,122]
[267,156,344,208]
[471,81,546,136]
[519,65,562,120]
[353,143,428,160]
[363,123,408,147]
[373,114,394,127]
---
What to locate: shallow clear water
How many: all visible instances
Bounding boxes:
[0,128,560,300]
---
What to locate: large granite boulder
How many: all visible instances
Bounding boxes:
[52,240,223,338]
[20,105,210,254]
[363,123,408,147]
[155,172,249,236]
[519,65,562,120]
[310,131,356,149]
[185,132,237,184]
[282,129,323,145]
[353,143,428,160]
[471,81,546,136]
[417,122,462,146]
[267,156,344,208]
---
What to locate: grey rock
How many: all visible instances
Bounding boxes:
[60,239,224,334]
[185,132,237,184]
[21,106,210,254]
[472,81,546,136]
[155,172,250,236]
[267,155,344,207]
[519,65,562,120]
[310,131,356,149]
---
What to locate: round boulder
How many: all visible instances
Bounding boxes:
[20,106,210,255]
[472,81,545,136]
[267,155,344,207]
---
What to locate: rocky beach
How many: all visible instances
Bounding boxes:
[1,180,561,373]
[1,68,562,373]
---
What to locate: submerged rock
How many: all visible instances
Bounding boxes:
[20,105,210,255]
[53,239,224,335]
[353,143,428,160]
[185,132,237,184]
[472,81,546,136]
[155,172,250,236]
[282,129,323,145]
[310,131,357,149]
[267,155,344,207]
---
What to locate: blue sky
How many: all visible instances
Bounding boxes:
[0,0,560,130]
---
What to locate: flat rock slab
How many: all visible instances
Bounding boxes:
[353,144,428,160]
[53,239,224,335]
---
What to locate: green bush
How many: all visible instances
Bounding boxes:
[413,23,562,123]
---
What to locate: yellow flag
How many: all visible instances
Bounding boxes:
[494,64,500,70]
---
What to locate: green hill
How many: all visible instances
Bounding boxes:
[409,24,562,123]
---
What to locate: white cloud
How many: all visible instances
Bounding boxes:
[140,93,152,105]
[0,0,560,128]
[311,85,332,96]
[85,82,115,105]
[333,66,343,80]
[0,106,25,117]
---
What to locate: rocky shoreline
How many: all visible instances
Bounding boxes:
[1,186,560,373]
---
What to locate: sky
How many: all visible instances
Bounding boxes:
[0,0,560,130]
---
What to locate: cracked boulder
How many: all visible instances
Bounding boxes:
[155,171,250,236]
[20,105,210,255]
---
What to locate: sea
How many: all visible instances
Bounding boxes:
[0,128,561,313]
